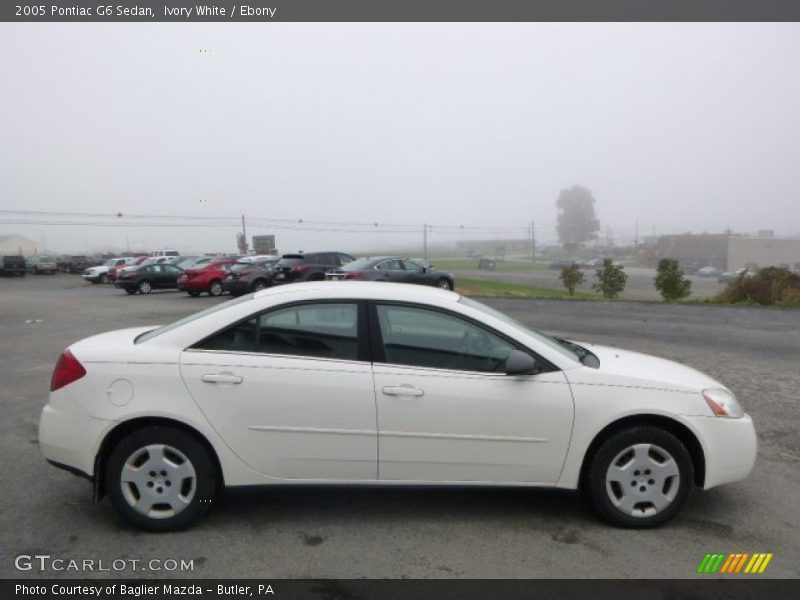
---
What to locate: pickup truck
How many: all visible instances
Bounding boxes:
[0,255,27,276]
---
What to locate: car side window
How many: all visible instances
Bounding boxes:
[338,254,354,266]
[384,259,404,270]
[195,318,259,352]
[375,304,516,373]
[376,261,389,270]
[257,303,359,360]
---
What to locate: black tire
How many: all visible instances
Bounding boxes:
[208,280,223,296]
[251,279,268,292]
[105,426,217,532]
[100,274,109,284]
[187,291,201,297]
[586,426,693,528]
[137,280,153,295]
[437,277,453,291]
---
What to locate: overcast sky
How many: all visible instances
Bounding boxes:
[1,23,799,254]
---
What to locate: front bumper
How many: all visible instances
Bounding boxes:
[686,414,757,489]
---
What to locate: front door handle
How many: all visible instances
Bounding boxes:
[201,373,243,384]
[382,384,424,397]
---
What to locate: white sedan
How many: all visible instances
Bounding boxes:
[39,282,756,531]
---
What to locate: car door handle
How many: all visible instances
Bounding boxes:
[201,373,243,384]
[382,385,424,397]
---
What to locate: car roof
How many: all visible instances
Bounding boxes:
[253,281,459,303]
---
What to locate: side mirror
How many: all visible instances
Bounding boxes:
[505,350,537,376]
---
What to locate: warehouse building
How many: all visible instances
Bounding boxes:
[654,233,800,271]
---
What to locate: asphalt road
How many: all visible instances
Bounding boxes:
[1,275,798,579]
[454,266,725,300]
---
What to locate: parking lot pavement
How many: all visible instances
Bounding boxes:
[1,275,799,578]
[454,266,725,300]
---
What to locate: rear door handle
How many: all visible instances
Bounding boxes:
[382,385,424,397]
[201,373,243,384]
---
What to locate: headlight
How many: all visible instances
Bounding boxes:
[703,388,744,418]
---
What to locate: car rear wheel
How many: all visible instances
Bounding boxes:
[252,279,267,291]
[437,278,453,291]
[586,426,692,528]
[105,426,217,531]
[208,281,223,296]
[138,280,153,294]
[100,274,109,284]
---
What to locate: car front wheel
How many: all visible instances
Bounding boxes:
[208,281,223,296]
[105,426,217,532]
[437,278,453,291]
[138,280,152,294]
[586,426,693,528]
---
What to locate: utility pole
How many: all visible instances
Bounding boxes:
[423,223,428,261]
[241,214,248,254]
[634,218,639,248]
[530,220,536,262]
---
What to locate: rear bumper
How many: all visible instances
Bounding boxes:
[222,280,252,295]
[177,280,206,292]
[39,401,112,479]
[685,414,757,489]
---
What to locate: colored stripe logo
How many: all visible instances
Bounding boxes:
[697,553,773,574]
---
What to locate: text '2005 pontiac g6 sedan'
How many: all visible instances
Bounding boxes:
[39,282,756,531]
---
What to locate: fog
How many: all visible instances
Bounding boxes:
[1,23,799,254]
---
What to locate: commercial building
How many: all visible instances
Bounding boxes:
[654,233,800,271]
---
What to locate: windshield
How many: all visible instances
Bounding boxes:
[136,294,256,343]
[458,296,579,363]
[341,258,375,271]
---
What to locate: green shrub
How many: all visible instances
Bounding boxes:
[593,259,627,299]
[654,259,692,301]
[559,263,584,296]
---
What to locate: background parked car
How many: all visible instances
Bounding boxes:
[58,255,90,274]
[326,256,455,290]
[223,257,280,297]
[109,255,149,282]
[548,260,578,270]
[31,255,57,275]
[83,257,137,284]
[696,266,723,277]
[272,252,355,284]
[177,258,238,296]
[718,268,756,284]
[115,263,184,295]
[0,255,27,276]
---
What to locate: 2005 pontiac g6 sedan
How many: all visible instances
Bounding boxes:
[39,282,756,531]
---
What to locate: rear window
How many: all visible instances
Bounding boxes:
[277,257,304,267]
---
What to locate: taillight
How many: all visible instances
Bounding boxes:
[346,272,364,279]
[50,349,86,392]
[291,264,310,273]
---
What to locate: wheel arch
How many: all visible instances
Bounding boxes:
[578,414,706,490]
[94,416,224,500]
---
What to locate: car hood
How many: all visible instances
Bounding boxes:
[569,342,727,394]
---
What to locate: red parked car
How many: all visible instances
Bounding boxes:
[177,258,237,296]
